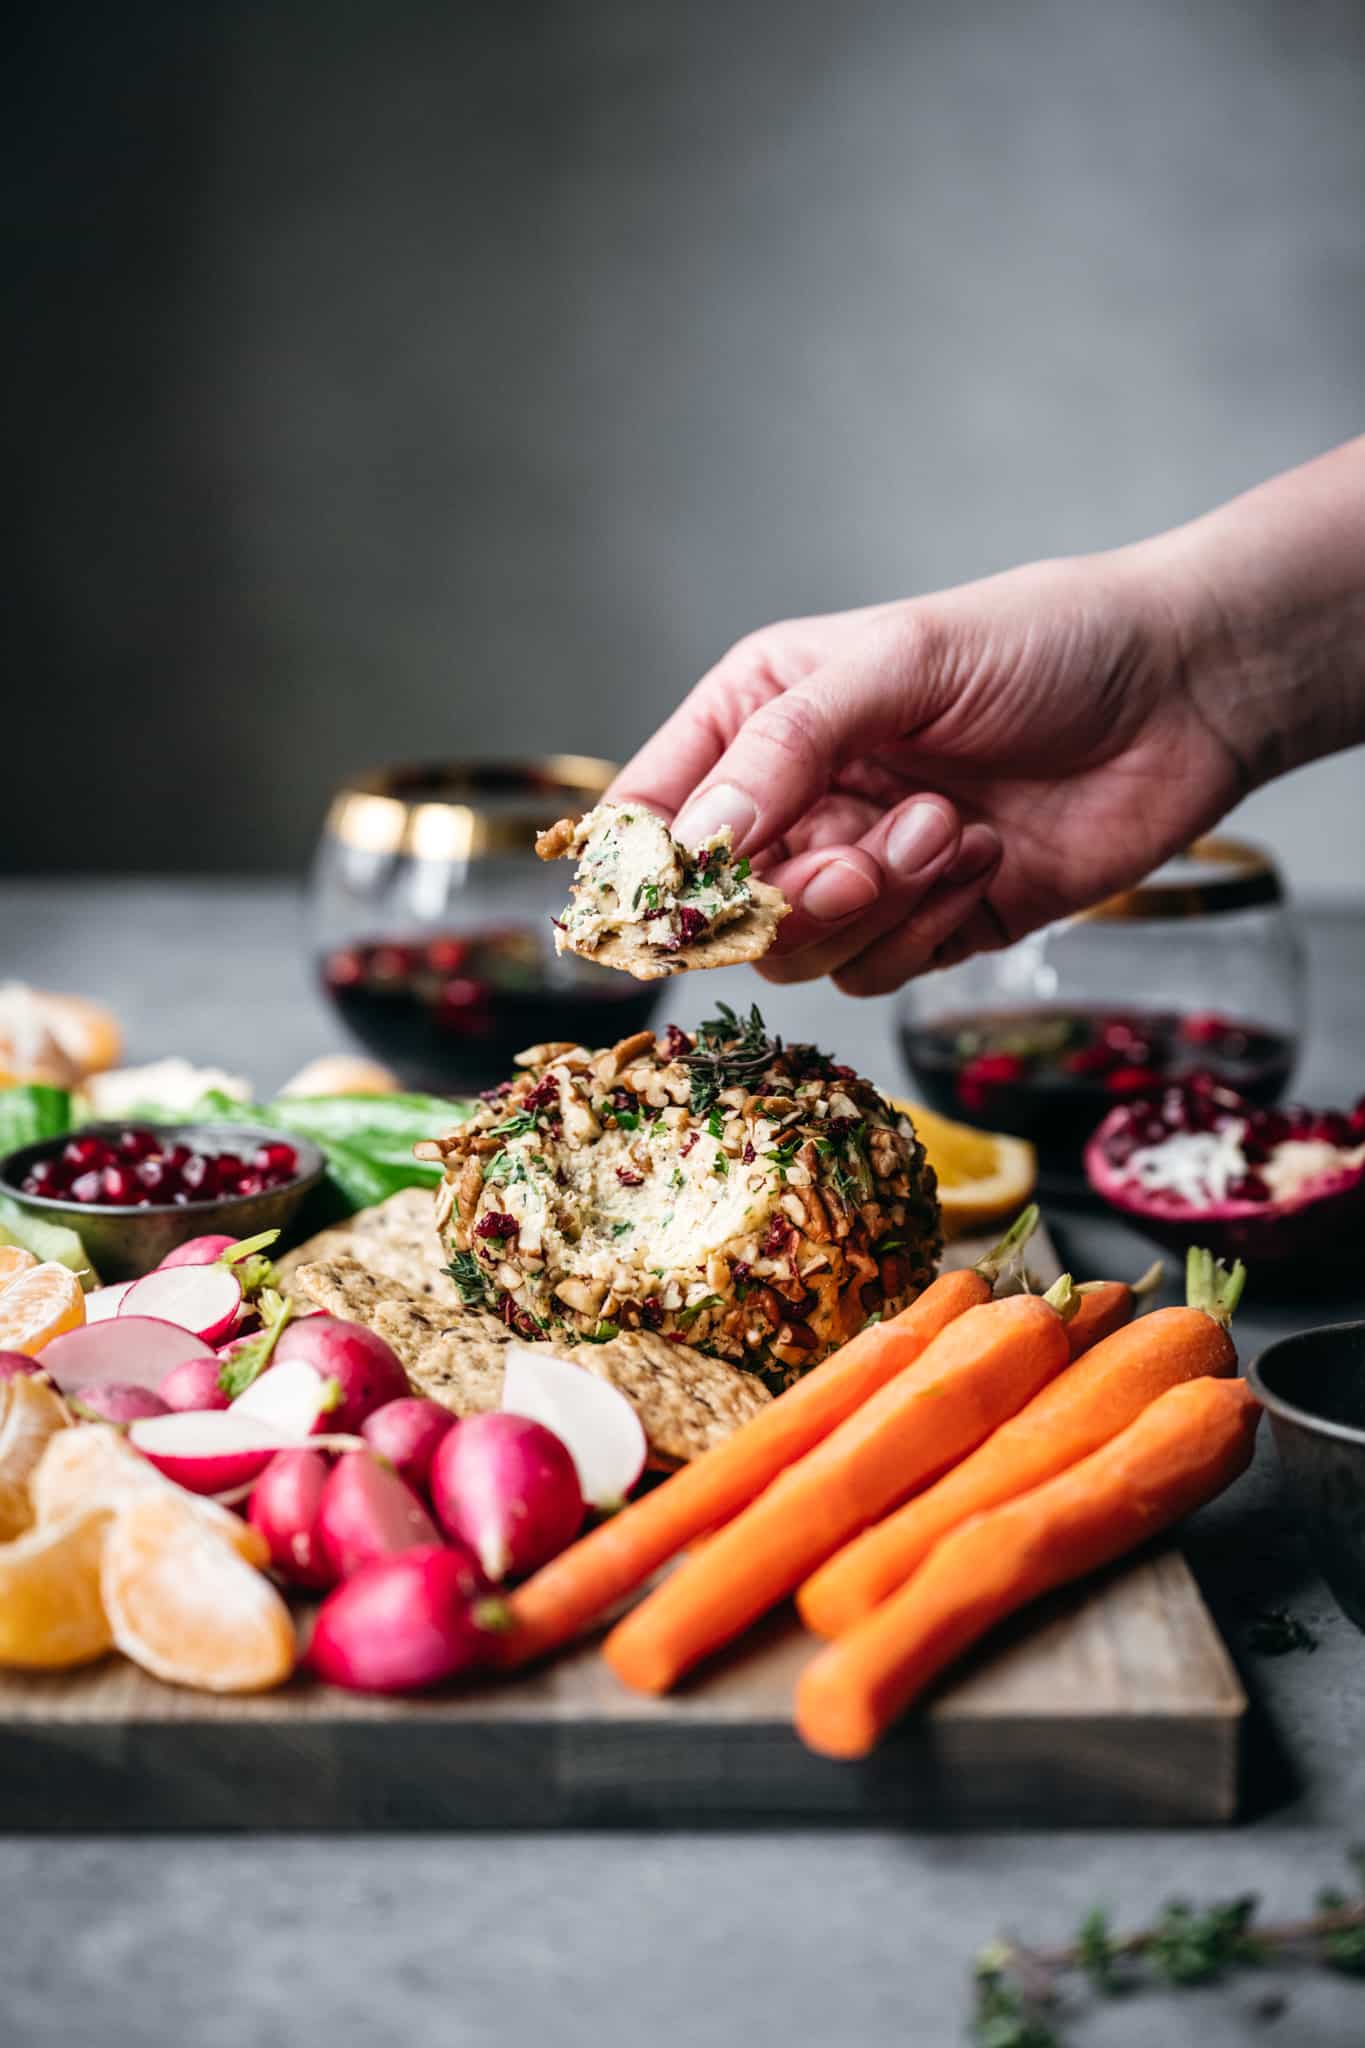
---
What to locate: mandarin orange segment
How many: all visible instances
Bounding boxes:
[31,1425,268,1566]
[0,1246,39,1292]
[102,1492,296,1694]
[0,1374,71,1540]
[0,1261,85,1357]
[0,1505,114,1668]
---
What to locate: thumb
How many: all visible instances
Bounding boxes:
[671,612,945,856]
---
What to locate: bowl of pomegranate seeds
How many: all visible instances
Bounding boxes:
[0,1123,325,1280]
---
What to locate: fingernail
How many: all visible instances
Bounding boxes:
[885,802,955,878]
[673,782,758,853]
[800,859,880,923]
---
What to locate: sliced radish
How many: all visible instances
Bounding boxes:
[120,1264,242,1345]
[317,1450,440,1579]
[501,1344,647,1510]
[160,1355,231,1414]
[84,1281,137,1323]
[157,1234,238,1270]
[231,1360,342,1438]
[128,1409,296,1495]
[72,1382,171,1424]
[42,1316,215,1395]
[272,1317,410,1434]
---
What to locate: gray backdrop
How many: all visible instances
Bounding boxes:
[7,0,1363,885]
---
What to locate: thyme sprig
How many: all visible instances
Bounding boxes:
[971,1851,1365,2045]
[682,1002,782,1115]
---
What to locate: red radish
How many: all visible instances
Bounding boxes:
[272,1316,409,1434]
[127,1409,295,1495]
[501,1344,647,1509]
[42,1316,215,1395]
[429,1413,583,1582]
[317,1449,440,1579]
[72,1382,171,1425]
[84,1281,137,1323]
[160,1355,231,1414]
[308,1545,499,1694]
[231,1359,342,1438]
[249,1448,335,1590]
[120,1263,242,1345]
[158,1234,237,1270]
[0,1351,55,1387]
[360,1397,455,1492]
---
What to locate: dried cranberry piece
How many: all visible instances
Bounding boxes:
[732,1261,751,1285]
[742,1140,756,1164]
[475,1212,520,1242]
[761,1215,793,1257]
[680,1131,699,1157]
[660,1024,691,1060]
[675,906,708,944]
[479,1078,515,1105]
[522,1075,561,1113]
[640,1295,665,1330]
[616,1167,644,1187]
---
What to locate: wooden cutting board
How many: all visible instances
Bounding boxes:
[0,1225,1246,1830]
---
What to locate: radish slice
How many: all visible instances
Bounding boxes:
[158,1234,238,1270]
[42,1316,215,1395]
[231,1360,342,1439]
[84,1281,137,1323]
[128,1409,297,1495]
[120,1264,242,1345]
[72,1382,171,1424]
[160,1354,231,1413]
[501,1344,647,1509]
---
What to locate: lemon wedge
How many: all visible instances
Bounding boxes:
[893,1100,1038,1238]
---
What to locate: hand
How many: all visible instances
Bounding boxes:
[611,552,1246,993]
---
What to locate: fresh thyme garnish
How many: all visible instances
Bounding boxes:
[970,1849,1365,2046]
[445,1250,491,1307]
[684,1003,781,1115]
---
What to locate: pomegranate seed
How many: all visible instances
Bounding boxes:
[116,1128,158,1160]
[232,1172,265,1197]
[1308,1112,1351,1146]
[325,949,365,988]
[426,936,468,975]
[137,1159,173,1196]
[180,1155,211,1193]
[24,1159,58,1192]
[101,1164,138,1204]
[1181,1011,1230,1046]
[63,1136,111,1171]
[369,946,410,982]
[1104,1066,1156,1095]
[1228,1174,1270,1202]
[252,1141,297,1176]
[70,1170,103,1204]
[1063,1045,1117,1076]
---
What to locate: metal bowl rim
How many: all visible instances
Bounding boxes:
[1247,1321,1365,1449]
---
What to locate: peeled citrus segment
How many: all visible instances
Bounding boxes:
[894,1100,1038,1238]
[102,1492,297,1694]
[31,1425,267,1566]
[0,1261,85,1357]
[0,1246,39,1292]
[0,1374,71,1540]
[0,1505,114,1668]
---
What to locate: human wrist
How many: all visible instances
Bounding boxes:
[1120,442,1365,788]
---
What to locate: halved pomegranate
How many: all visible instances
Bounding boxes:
[1085,1078,1365,1272]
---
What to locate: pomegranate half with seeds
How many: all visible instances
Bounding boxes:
[1085,1079,1365,1271]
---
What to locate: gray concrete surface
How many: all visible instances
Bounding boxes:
[6,0,1365,888]
[1,878,1364,2044]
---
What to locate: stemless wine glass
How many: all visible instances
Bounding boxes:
[896,838,1306,1185]
[310,758,664,1093]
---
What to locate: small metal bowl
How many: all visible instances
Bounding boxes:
[0,1124,326,1284]
[1248,1321,1365,1631]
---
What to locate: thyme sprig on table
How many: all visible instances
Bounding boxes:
[970,1850,1365,2045]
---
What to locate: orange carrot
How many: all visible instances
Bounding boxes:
[498,1245,1013,1670]
[797,1249,1242,1637]
[1066,1259,1164,1359]
[602,1281,1075,1695]
[794,1374,1260,1758]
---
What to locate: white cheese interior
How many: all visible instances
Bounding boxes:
[557,803,752,956]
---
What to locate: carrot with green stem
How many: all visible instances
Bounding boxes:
[1065,1258,1164,1358]
[795,1372,1260,1758]
[602,1271,1077,1696]
[798,1247,1243,1637]
[498,1208,1040,1669]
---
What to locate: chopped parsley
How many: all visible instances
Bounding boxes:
[632,880,661,912]
[580,1320,621,1344]
[707,1108,725,1140]
[669,1167,684,1191]
[611,1220,633,1238]
[678,1293,724,1327]
[495,1110,540,1140]
[613,1106,642,1131]
[733,856,751,883]
[712,1150,728,1178]
[485,1152,527,1188]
